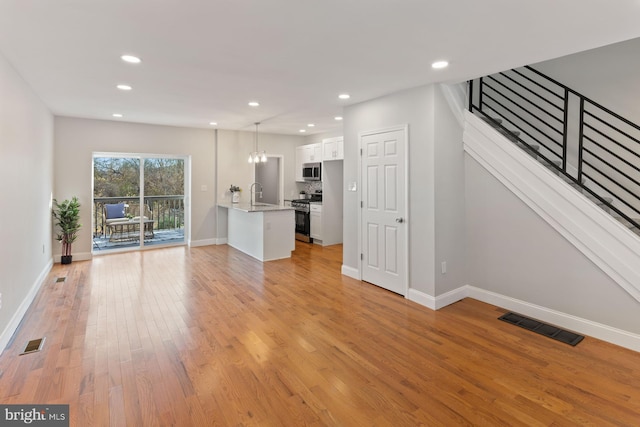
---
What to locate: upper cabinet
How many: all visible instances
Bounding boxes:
[322,136,344,161]
[305,143,322,163]
[298,144,322,165]
[295,143,322,182]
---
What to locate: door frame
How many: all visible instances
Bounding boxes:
[253,154,284,205]
[91,151,190,254]
[357,124,410,296]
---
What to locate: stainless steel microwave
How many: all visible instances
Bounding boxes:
[302,162,321,181]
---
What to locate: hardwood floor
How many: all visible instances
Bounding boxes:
[1,242,640,426]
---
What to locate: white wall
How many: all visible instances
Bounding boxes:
[303,130,343,146]
[534,37,640,125]
[0,52,54,350]
[216,129,304,204]
[343,85,439,295]
[434,86,467,295]
[54,117,217,253]
[465,155,640,334]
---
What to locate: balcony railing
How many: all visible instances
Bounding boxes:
[94,196,185,237]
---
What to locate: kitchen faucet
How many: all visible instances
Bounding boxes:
[250,182,263,206]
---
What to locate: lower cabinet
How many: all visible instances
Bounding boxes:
[310,203,322,241]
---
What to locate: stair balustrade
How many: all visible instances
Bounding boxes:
[469,66,640,233]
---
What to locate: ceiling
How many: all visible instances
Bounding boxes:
[1,0,640,135]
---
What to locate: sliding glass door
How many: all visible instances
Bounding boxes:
[92,154,186,253]
[143,158,185,247]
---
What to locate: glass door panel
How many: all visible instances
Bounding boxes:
[93,156,142,251]
[143,158,185,246]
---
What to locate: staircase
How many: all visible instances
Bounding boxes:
[468,66,640,238]
[462,67,640,306]
[480,116,621,220]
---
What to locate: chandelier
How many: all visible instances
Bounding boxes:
[248,122,267,163]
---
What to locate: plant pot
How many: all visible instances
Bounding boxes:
[232,192,240,203]
[61,255,72,265]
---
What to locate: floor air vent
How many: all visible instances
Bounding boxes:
[20,338,45,355]
[56,277,66,283]
[498,312,584,346]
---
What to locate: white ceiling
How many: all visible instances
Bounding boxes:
[1,0,640,135]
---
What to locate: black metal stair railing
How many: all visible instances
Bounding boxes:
[469,66,640,232]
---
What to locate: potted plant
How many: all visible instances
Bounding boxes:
[229,185,241,203]
[52,197,81,264]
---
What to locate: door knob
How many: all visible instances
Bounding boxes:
[395,217,404,223]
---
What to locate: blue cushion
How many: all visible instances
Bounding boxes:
[105,203,125,219]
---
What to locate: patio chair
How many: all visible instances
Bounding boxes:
[104,203,153,242]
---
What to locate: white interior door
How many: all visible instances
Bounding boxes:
[361,127,407,295]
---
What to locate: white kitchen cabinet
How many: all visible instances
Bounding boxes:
[303,143,322,163]
[322,136,344,161]
[296,143,322,182]
[310,203,322,241]
[295,146,305,182]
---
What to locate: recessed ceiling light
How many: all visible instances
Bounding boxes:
[432,60,449,69]
[338,93,350,100]
[334,116,343,121]
[248,101,260,107]
[112,113,123,118]
[121,55,141,64]
[299,129,307,133]
[116,84,132,91]
[209,122,217,126]
[307,123,315,127]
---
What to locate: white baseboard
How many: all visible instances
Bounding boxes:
[407,287,467,310]
[465,286,640,352]
[190,238,217,247]
[406,284,640,352]
[407,288,436,309]
[0,259,53,355]
[215,238,228,245]
[341,265,359,280]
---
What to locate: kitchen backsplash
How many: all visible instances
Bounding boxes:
[304,181,323,193]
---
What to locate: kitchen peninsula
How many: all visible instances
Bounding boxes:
[217,202,295,261]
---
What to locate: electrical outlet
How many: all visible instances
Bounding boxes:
[441,261,447,274]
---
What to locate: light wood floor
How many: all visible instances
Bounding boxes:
[1,243,640,426]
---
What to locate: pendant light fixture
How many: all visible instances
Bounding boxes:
[248,122,267,163]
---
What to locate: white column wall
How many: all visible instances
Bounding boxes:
[433,86,467,295]
[343,85,437,296]
[0,52,54,351]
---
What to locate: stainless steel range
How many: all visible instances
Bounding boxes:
[291,194,321,242]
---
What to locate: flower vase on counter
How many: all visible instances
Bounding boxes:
[229,185,241,203]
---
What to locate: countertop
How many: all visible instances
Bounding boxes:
[218,202,294,213]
